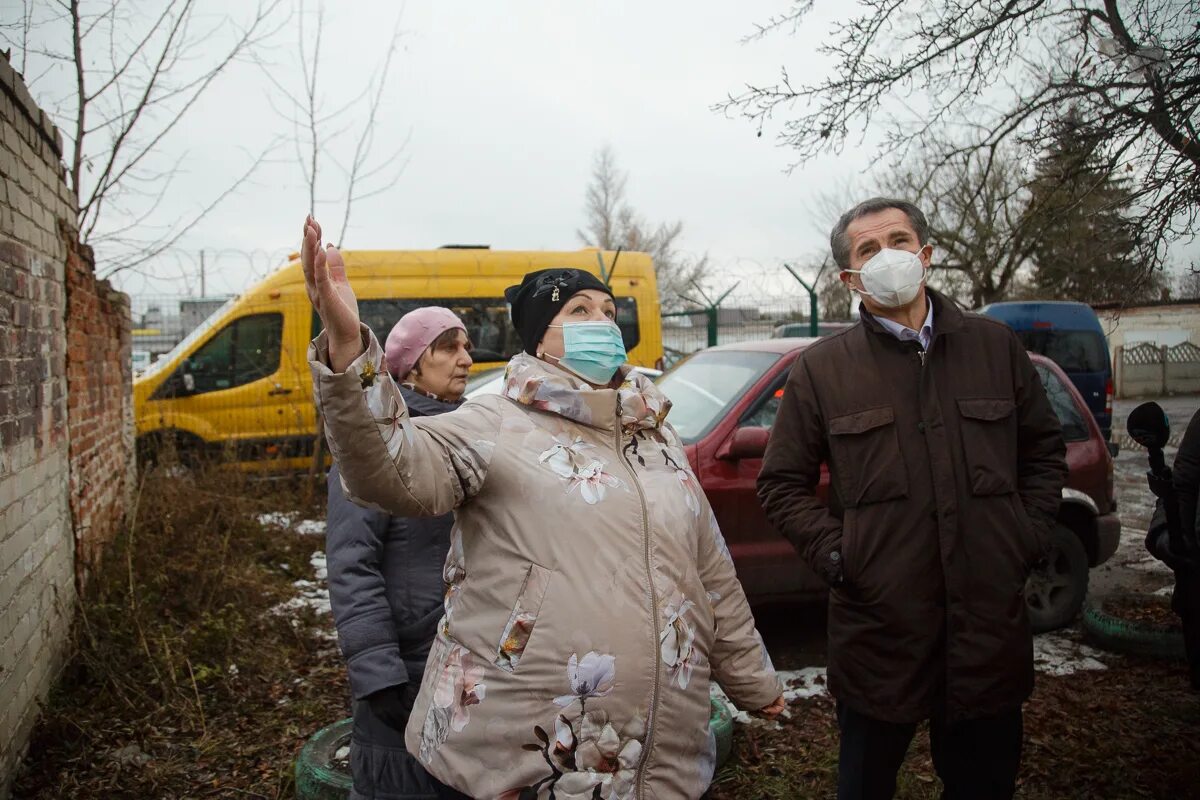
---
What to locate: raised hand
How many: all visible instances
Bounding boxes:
[301,215,364,372]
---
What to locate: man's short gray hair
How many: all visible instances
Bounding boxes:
[830,197,931,270]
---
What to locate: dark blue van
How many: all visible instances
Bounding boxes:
[979,301,1113,439]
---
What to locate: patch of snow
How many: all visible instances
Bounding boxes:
[1127,556,1173,575]
[779,667,829,701]
[1033,631,1108,676]
[269,549,334,640]
[710,667,826,729]
[257,512,296,528]
[1154,585,1174,597]
[295,519,326,536]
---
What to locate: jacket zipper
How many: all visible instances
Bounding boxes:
[616,401,660,800]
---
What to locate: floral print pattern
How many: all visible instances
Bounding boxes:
[504,653,644,800]
[365,380,415,462]
[554,651,617,708]
[439,645,487,731]
[539,434,623,504]
[617,376,671,434]
[503,355,595,424]
[660,593,699,690]
[495,563,552,672]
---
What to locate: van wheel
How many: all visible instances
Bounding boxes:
[1025,524,1089,633]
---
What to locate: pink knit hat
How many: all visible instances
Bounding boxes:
[384,307,467,378]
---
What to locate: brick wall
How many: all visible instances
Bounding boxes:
[0,55,133,797]
[65,235,134,580]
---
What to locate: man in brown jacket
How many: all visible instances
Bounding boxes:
[758,198,1067,800]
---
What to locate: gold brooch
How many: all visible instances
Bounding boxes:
[359,360,377,389]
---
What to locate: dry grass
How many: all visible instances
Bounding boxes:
[12,457,348,800]
[711,656,1200,799]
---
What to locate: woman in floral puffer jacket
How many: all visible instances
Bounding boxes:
[302,216,783,800]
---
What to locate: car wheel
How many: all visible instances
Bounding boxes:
[1025,523,1089,633]
[295,718,353,800]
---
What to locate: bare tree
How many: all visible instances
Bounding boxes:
[260,0,410,247]
[816,267,853,320]
[577,146,711,311]
[881,142,1041,307]
[718,1,1200,273]
[1,0,288,277]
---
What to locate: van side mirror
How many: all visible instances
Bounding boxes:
[723,426,770,460]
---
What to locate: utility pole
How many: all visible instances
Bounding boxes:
[200,249,206,298]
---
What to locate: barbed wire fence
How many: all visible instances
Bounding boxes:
[659,255,855,364]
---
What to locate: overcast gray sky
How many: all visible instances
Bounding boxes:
[14,1,871,302]
[13,0,1196,304]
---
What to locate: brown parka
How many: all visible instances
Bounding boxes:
[757,289,1067,724]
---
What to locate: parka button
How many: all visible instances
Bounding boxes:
[917,421,926,433]
[829,550,841,563]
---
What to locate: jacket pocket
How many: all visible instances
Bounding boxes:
[957,398,1018,496]
[494,563,552,673]
[1009,493,1046,566]
[827,406,908,507]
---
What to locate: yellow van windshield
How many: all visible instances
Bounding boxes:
[311,297,640,364]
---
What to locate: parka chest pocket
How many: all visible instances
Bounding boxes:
[827,406,908,507]
[957,398,1018,496]
[494,563,552,673]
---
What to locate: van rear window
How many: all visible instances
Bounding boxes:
[1015,330,1108,374]
[311,297,640,364]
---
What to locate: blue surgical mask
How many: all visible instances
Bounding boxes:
[546,321,627,385]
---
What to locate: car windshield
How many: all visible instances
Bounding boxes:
[657,350,780,444]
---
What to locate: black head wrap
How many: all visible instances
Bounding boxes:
[504,268,614,355]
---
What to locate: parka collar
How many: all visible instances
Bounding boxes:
[501,353,671,434]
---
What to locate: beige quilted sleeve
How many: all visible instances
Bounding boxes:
[308,325,502,517]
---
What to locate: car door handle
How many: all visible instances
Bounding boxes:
[268,385,293,396]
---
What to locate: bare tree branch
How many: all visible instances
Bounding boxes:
[577,146,711,311]
[721,0,1200,271]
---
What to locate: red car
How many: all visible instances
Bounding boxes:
[657,338,1121,633]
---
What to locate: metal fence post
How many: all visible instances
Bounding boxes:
[682,282,739,349]
[782,262,824,337]
[1162,345,1169,395]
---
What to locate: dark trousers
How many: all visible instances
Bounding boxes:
[1174,570,1200,689]
[836,703,1023,800]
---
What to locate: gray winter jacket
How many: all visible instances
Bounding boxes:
[327,387,463,700]
[327,386,464,799]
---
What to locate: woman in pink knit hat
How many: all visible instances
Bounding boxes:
[326,306,475,800]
